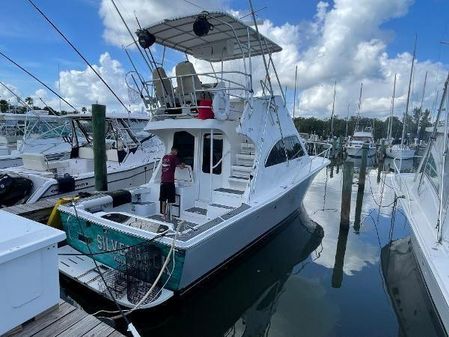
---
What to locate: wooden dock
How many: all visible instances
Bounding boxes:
[3,197,60,223]
[6,299,125,337]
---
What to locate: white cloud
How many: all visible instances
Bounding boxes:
[0,83,21,103]
[99,0,229,47]
[58,0,447,119]
[55,52,139,112]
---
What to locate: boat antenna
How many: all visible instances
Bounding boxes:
[355,82,363,131]
[416,71,428,138]
[293,65,298,119]
[387,74,397,141]
[0,51,80,113]
[249,0,274,97]
[401,34,417,147]
[0,80,32,110]
[26,0,131,113]
[330,80,337,138]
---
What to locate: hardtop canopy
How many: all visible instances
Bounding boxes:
[139,11,282,62]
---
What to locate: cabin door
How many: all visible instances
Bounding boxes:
[199,130,224,202]
[173,131,195,168]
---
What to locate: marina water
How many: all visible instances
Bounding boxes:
[61,161,446,337]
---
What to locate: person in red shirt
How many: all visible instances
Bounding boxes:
[159,147,184,219]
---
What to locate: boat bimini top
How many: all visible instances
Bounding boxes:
[137,11,282,62]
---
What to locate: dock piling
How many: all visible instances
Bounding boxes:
[92,104,108,191]
[340,160,354,229]
[354,143,369,231]
[377,139,385,183]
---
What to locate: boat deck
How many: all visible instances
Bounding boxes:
[6,299,125,337]
[150,203,252,242]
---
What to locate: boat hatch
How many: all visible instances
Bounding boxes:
[101,212,171,233]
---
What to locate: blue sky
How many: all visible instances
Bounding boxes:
[0,0,448,117]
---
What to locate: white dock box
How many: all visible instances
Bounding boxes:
[0,210,66,335]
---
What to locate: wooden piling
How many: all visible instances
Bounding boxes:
[340,160,354,228]
[354,144,368,232]
[358,143,368,189]
[332,226,349,288]
[92,104,108,191]
[377,139,385,183]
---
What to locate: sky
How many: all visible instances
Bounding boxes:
[0,0,448,119]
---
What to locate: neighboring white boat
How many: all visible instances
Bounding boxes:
[346,129,376,158]
[385,144,415,160]
[0,111,72,169]
[392,74,449,333]
[56,11,330,311]
[0,113,162,207]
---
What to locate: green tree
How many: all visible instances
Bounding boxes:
[0,99,8,112]
[24,96,33,107]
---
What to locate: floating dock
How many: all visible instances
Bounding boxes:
[6,299,125,337]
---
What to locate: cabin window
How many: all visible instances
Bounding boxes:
[285,135,304,160]
[202,133,223,174]
[173,131,195,168]
[265,136,304,167]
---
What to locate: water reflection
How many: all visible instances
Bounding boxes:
[381,238,446,337]
[383,158,415,173]
[331,227,349,288]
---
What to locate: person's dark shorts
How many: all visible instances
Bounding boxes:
[159,182,176,203]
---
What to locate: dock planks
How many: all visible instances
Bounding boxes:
[3,197,60,223]
[7,300,125,337]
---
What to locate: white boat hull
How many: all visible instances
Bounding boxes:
[386,147,415,159]
[346,145,376,158]
[0,156,22,169]
[29,163,157,203]
[393,174,449,333]
[179,168,321,290]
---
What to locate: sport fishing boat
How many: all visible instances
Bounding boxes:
[56,11,330,311]
[0,113,161,206]
[345,83,376,159]
[345,128,376,158]
[392,74,449,333]
[0,111,72,169]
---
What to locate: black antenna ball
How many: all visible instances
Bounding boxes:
[193,15,213,37]
[137,30,155,49]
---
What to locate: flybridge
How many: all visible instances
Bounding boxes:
[137,11,283,62]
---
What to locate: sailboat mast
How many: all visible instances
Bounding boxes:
[330,80,336,138]
[401,35,417,146]
[387,74,397,141]
[355,82,363,131]
[416,71,428,138]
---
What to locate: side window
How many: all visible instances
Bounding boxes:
[266,140,287,167]
[202,133,223,174]
[265,136,304,167]
[285,135,304,160]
